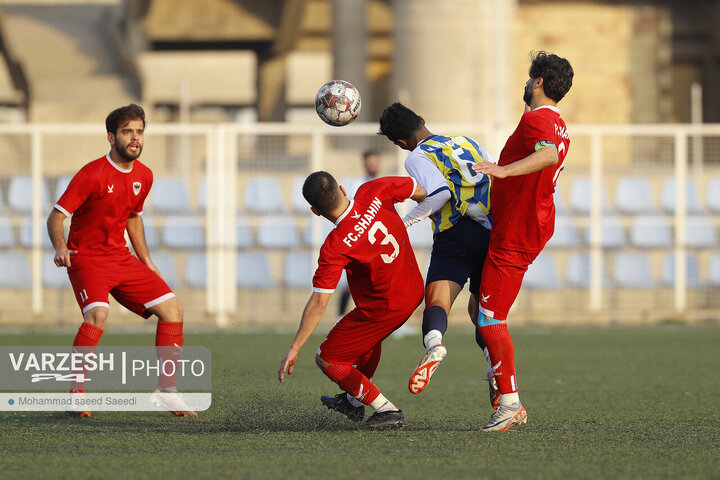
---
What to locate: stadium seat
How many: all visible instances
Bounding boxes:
[0,184,4,211]
[629,216,672,248]
[42,251,71,288]
[8,176,50,212]
[53,175,73,203]
[283,251,313,288]
[553,185,568,215]
[243,177,285,214]
[139,217,160,249]
[149,178,192,214]
[162,216,205,249]
[19,217,53,249]
[184,252,206,289]
[198,177,235,213]
[684,216,717,248]
[256,216,300,249]
[615,177,657,215]
[707,254,720,287]
[0,216,14,248]
[583,216,627,249]
[237,252,275,289]
[660,253,701,288]
[568,177,611,214]
[0,252,31,288]
[706,179,720,214]
[522,254,561,289]
[236,216,253,249]
[406,221,434,249]
[303,220,334,247]
[660,178,703,214]
[613,252,655,288]
[546,216,581,248]
[566,253,610,288]
[291,176,308,214]
[150,251,178,288]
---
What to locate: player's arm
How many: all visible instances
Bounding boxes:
[402,154,451,227]
[278,291,332,382]
[47,208,77,267]
[126,214,162,277]
[472,144,558,179]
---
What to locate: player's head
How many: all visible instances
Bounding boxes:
[362,149,380,178]
[378,102,425,150]
[106,104,146,161]
[523,51,574,105]
[303,171,346,217]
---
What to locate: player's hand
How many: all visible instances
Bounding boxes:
[54,248,77,267]
[278,347,300,383]
[145,261,164,279]
[472,162,507,179]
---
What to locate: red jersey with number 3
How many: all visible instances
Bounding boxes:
[490,105,569,253]
[55,154,153,256]
[312,177,424,320]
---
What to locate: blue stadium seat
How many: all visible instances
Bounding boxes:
[8,176,50,213]
[256,216,299,249]
[522,254,561,289]
[0,216,14,248]
[546,216,581,248]
[291,176,308,214]
[584,216,627,249]
[184,252,206,289]
[613,252,655,288]
[19,217,53,249]
[661,253,701,288]
[553,185,568,215]
[407,221,434,249]
[197,177,235,213]
[283,251,313,288]
[706,179,720,214]
[151,252,178,288]
[629,216,672,248]
[303,220,334,247]
[139,217,160,249]
[42,251,71,288]
[243,177,285,214]
[566,253,610,288]
[162,216,205,249]
[615,177,657,214]
[236,216,253,249]
[685,216,717,248]
[708,254,720,287]
[568,177,611,214]
[660,178,703,214]
[237,252,275,289]
[0,252,31,288]
[54,175,73,203]
[149,178,192,214]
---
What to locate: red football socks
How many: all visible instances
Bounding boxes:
[478,322,518,394]
[323,363,380,405]
[71,322,104,392]
[155,321,184,391]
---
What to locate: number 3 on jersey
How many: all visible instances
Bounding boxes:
[368,221,399,263]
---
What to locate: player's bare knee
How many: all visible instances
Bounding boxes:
[83,307,108,329]
[315,354,330,370]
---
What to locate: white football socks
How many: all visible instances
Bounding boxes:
[499,392,520,406]
[370,393,397,412]
[423,330,443,350]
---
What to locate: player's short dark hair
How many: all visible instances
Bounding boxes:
[528,51,574,102]
[106,104,146,134]
[303,171,342,214]
[378,102,423,142]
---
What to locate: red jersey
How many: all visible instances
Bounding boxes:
[312,177,424,320]
[55,154,153,256]
[490,106,569,253]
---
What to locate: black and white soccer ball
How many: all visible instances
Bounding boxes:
[315,80,361,126]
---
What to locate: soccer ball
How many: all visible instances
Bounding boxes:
[315,80,361,126]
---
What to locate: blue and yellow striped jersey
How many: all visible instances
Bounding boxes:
[415,135,492,234]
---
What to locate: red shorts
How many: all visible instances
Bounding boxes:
[317,306,417,365]
[67,253,174,318]
[478,245,538,321]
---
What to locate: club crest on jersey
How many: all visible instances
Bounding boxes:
[133,181,141,196]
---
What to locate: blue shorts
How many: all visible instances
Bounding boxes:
[426,216,491,293]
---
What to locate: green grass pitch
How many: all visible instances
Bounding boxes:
[1,325,718,479]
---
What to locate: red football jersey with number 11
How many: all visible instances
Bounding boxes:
[312,177,424,320]
[490,105,570,253]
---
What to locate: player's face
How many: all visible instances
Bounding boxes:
[110,119,144,161]
[363,154,380,177]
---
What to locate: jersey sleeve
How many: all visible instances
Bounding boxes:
[312,243,347,293]
[404,151,449,198]
[521,113,557,152]
[55,169,94,216]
